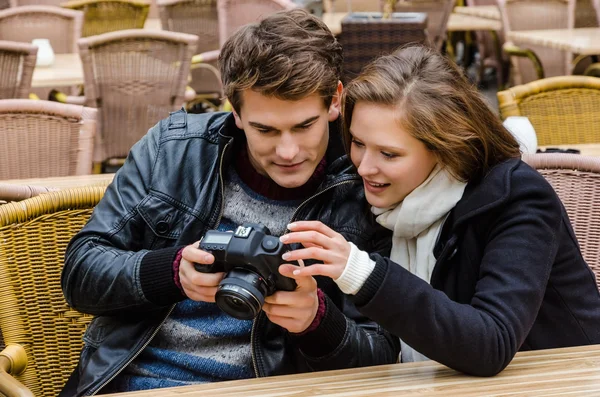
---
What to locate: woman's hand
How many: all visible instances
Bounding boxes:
[279,221,351,280]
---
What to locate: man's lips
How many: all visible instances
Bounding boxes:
[275,161,305,168]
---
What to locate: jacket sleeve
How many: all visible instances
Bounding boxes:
[351,169,564,376]
[62,120,185,316]
[290,222,400,369]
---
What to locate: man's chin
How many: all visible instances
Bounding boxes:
[270,173,312,189]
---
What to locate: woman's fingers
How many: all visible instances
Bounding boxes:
[280,230,330,248]
[279,263,340,279]
[282,246,337,264]
[287,221,339,238]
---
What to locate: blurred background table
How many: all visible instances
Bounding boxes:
[539,143,600,157]
[453,5,500,20]
[507,28,600,55]
[104,345,600,396]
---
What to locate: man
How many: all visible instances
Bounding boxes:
[60,9,399,396]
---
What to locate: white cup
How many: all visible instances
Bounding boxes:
[503,116,538,154]
[32,38,55,67]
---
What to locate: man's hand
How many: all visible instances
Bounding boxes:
[262,266,319,333]
[178,241,224,302]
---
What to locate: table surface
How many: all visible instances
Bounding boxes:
[31,18,162,88]
[103,344,600,396]
[539,143,600,157]
[1,174,115,189]
[323,11,501,36]
[453,5,500,20]
[507,27,600,55]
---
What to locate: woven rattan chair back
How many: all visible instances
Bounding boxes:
[0,6,83,54]
[498,0,575,85]
[78,29,197,162]
[385,0,455,51]
[575,0,599,27]
[0,41,37,99]
[217,0,297,46]
[522,153,600,289]
[157,0,221,97]
[498,76,600,146]
[340,12,428,83]
[0,187,105,397]
[61,0,150,37]
[0,99,96,179]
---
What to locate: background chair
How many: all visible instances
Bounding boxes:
[498,0,575,85]
[340,12,428,82]
[325,0,380,11]
[0,40,37,99]
[77,29,197,168]
[0,186,105,397]
[217,0,297,46]
[158,0,223,110]
[61,0,150,37]
[0,99,96,179]
[384,0,456,52]
[522,153,600,289]
[0,6,83,54]
[497,76,600,146]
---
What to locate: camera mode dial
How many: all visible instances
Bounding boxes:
[261,237,279,253]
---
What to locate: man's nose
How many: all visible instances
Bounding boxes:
[276,134,300,160]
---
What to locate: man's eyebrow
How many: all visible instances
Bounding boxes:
[248,116,320,131]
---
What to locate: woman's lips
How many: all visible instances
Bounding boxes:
[363,179,390,194]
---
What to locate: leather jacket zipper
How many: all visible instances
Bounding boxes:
[251,177,356,377]
[87,141,234,395]
[86,306,176,396]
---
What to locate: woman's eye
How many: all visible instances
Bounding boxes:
[381,151,397,159]
[351,139,364,147]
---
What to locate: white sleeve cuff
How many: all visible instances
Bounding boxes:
[334,242,376,295]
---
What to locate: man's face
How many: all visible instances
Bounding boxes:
[233,84,342,188]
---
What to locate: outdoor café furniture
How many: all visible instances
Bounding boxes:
[0,40,37,99]
[386,0,456,51]
[158,0,222,109]
[498,0,575,85]
[0,187,105,397]
[497,75,600,145]
[77,29,197,167]
[217,0,297,46]
[523,153,600,288]
[0,99,96,179]
[96,344,600,396]
[61,0,151,37]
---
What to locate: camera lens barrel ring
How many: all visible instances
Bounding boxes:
[216,276,267,320]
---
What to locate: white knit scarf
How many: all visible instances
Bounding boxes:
[372,164,467,362]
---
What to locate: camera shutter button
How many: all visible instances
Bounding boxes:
[261,237,279,253]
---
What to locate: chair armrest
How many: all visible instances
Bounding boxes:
[191,49,220,66]
[0,344,33,397]
[184,86,197,102]
[503,42,545,80]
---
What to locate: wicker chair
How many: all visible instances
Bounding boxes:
[217,0,297,46]
[61,0,150,37]
[340,12,428,83]
[0,41,37,100]
[383,0,455,52]
[158,0,222,109]
[0,6,83,54]
[522,153,600,289]
[0,99,96,179]
[77,29,197,166]
[0,186,105,397]
[0,184,59,204]
[497,76,600,146]
[498,0,575,85]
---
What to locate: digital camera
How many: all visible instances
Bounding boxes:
[195,223,297,320]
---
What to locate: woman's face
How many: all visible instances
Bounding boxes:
[349,102,438,209]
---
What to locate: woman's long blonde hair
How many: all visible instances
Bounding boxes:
[342,45,521,182]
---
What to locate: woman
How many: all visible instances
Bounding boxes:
[277,46,600,376]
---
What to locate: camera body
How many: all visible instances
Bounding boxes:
[196,223,297,320]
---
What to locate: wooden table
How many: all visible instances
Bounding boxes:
[104,345,600,396]
[453,5,500,20]
[1,174,115,190]
[31,18,163,88]
[507,28,600,56]
[539,143,600,157]
[322,12,502,36]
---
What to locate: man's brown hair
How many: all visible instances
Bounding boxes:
[342,45,521,182]
[219,9,343,112]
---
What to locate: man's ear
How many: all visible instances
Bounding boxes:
[328,81,343,122]
[232,107,243,129]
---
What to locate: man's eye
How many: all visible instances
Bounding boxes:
[257,129,271,134]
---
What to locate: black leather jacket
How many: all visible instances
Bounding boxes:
[61,110,400,396]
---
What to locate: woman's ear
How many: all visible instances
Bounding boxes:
[328,81,344,122]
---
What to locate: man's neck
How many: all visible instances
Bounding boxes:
[235,147,326,201]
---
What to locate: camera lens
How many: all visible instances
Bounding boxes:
[216,268,269,320]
